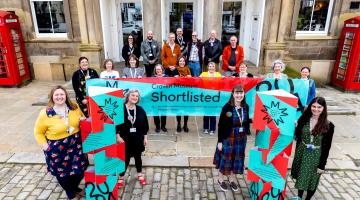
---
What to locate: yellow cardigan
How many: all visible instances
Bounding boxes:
[199,71,222,77]
[34,106,84,145]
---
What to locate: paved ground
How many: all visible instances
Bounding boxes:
[1,80,360,199]
[1,164,360,200]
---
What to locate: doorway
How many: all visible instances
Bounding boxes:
[169,3,193,43]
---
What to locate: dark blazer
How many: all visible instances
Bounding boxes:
[122,44,141,66]
[175,36,187,55]
[295,119,335,170]
[186,40,203,66]
[203,38,222,65]
[116,105,149,153]
[217,103,251,143]
[71,68,99,102]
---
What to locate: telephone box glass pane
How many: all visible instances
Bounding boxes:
[33,1,67,34]
[222,2,242,47]
[0,34,8,78]
[121,3,143,50]
[337,32,354,81]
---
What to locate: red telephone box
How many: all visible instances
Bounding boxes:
[332,16,360,91]
[0,11,30,86]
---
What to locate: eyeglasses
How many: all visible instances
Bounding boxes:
[128,38,133,39]
[192,35,197,37]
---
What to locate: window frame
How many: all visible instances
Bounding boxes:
[30,0,68,38]
[295,0,335,36]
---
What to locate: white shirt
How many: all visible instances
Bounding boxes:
[100,70,120,79]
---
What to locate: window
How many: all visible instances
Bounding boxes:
[221,2,242,47]
[30,0,67,37]
[121,2,143,48]
[296,0,334,34]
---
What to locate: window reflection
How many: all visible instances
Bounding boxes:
[121,3,143,48]
[33,1,67,34]
[221,2,241,47]
[297,0,330,31]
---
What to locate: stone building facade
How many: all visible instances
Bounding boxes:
[0,0,359,83]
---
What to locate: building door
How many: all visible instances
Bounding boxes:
[221,1,242,48]
[169,3,193,43]
[100,0,143,62]
[162,0,203,43]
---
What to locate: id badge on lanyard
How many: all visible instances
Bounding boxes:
[126,105,136,133]
[236,107,244,132]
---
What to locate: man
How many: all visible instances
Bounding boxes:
[203,30,222,67]
[161,33,181,70]
[141,31,161,77]
[175,28,187,56]
[186,31,203,77]
[221,35,244,77]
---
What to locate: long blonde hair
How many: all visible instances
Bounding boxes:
[47,85,77,110]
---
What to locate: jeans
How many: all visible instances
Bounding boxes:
[203,116,216,131]
[188,61,201,77]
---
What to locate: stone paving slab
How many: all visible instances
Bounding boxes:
[0,164,360,200]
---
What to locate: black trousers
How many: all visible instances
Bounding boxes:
[144,63,156,77]
[120,151,142,176]
[298,189,316,200]
[154,116,166,129]
[56,174,83,199]
[176,116,189,126]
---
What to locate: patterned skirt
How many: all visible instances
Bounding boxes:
[213,127,247,175]
[43,132,89,177]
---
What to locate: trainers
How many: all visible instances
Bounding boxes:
[203,129,209,134]
[183,125,189,132]
[177,124,182,132]
[209,131,215,135]
[161,127,168,132]
[155,128,160,133]
[229,181,239,191]
[217,179,228,191]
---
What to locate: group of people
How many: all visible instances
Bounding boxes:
[33,29,330,200]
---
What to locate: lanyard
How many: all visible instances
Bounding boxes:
[235,107,243,127]
[129,68,137,78]
[129,46,134,54]
[54,106,70,133]
[126,105,136,126]
[80,69,89,79]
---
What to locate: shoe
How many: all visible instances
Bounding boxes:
[177,124,182,132]
[217,179,228,191]
[155,128,160,133]
[203,129,209,134]
[137,174,147,186]
[209,131,215,136]
[117,176,124,188]
[229,181,239,191]
[183,125,189,132]
[76,188,85,197]
[291,197,302,200]
[161,127,168,132]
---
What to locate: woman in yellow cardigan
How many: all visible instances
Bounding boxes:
[200,62,222,135]
[34,85,88,200]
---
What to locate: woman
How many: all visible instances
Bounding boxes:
[213,84,251,192]
[72,57,99,117]
[176,56,191,132]
[152,64,168,132]
[200,62,222,135]
[34,86,88,200]
[233,63,254,78]
[116,89,149,187]
[291,97,335,200]
[266,59,288,79]
[122,54,145,78]
[300,66,316,107]
[100,59,120,79]
[176,56,191,77]
[122,34,141,67]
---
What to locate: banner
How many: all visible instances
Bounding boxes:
[86,77,309,117]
